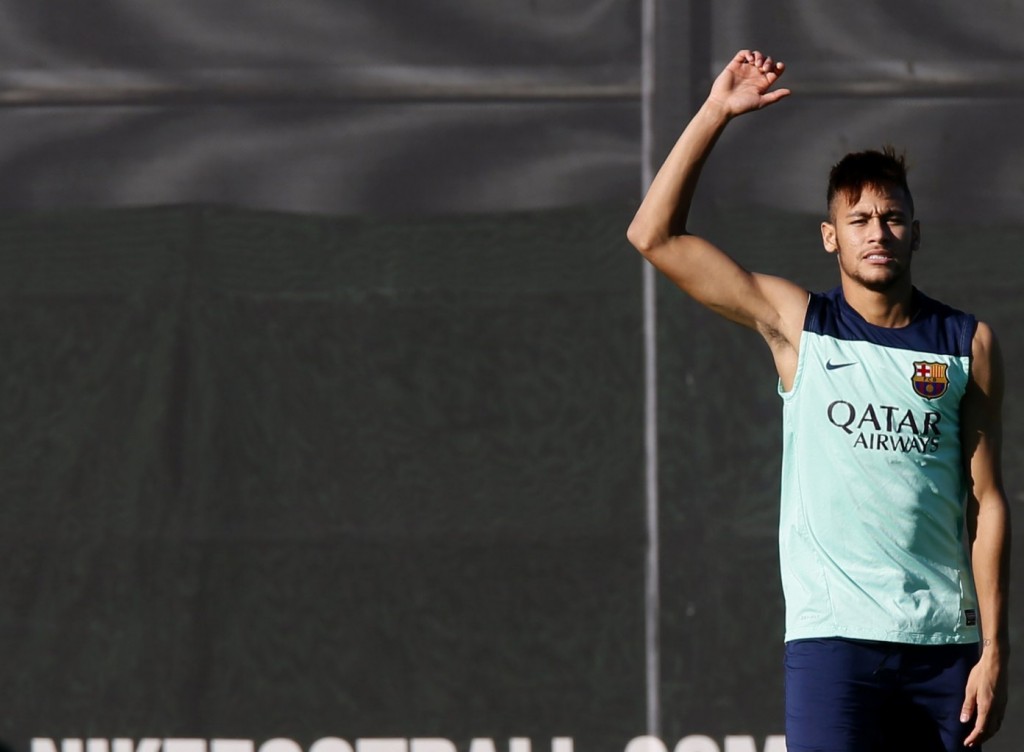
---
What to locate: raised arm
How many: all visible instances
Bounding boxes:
[627,49,807,385]
[960,321,1011,748]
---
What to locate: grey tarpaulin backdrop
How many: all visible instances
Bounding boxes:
[0,1,1022,751]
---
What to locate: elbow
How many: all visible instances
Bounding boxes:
[626,220,662,256]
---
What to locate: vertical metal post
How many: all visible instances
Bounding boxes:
[640,0,711,737]
[639,0,660,735]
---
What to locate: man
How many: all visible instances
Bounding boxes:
[627,50,1010,750]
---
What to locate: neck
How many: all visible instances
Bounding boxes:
[841,277,916,328]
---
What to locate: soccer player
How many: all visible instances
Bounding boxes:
[627,49,1010,750]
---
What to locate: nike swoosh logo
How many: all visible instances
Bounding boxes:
[825,360,858,371]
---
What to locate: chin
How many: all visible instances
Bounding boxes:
[858,271,913,293]
[847,264,908,292]
[859,275,900,292]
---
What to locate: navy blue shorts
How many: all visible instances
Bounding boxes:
[784,638,981,752]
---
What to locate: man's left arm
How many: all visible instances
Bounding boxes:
[960,320,1012,748]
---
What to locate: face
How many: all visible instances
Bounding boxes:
[820,184,920,293]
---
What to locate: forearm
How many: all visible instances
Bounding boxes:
[972,491,1011,662]
[628,50,789,252]
[627,99,732,252]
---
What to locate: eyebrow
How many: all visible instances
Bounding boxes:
[845,209,908,218]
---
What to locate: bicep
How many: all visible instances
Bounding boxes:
[962,322,1006,513]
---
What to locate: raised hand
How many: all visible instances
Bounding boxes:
[708,49,791,118]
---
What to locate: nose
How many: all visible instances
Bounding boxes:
[867,216,893,242]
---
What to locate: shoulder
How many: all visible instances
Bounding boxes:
[961,320,1004,474]
[912,290,977,357]
[972,320,999,356]
[800,287,840,336]
[970,321,1004,394]
[753,272,809,323]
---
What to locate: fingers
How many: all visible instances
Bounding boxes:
[734,49,786,76]
[960,692,976,726]
[762,88,792,105]
[717,49,790,113]
[963,705,987,747]
[962,691,1004,747]
[961,685,985,747]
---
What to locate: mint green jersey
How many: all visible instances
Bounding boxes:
[779,287,979,645]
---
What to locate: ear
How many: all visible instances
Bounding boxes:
[821,221,838,254]
[911,219,921,251]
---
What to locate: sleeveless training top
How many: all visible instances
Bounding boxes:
[779,286,980,645]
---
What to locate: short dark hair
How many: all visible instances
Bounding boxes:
[826,146,914,219]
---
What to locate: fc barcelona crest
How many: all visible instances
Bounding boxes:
[911,361,949,400]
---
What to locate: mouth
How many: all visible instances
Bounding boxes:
[863,252,894,264]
